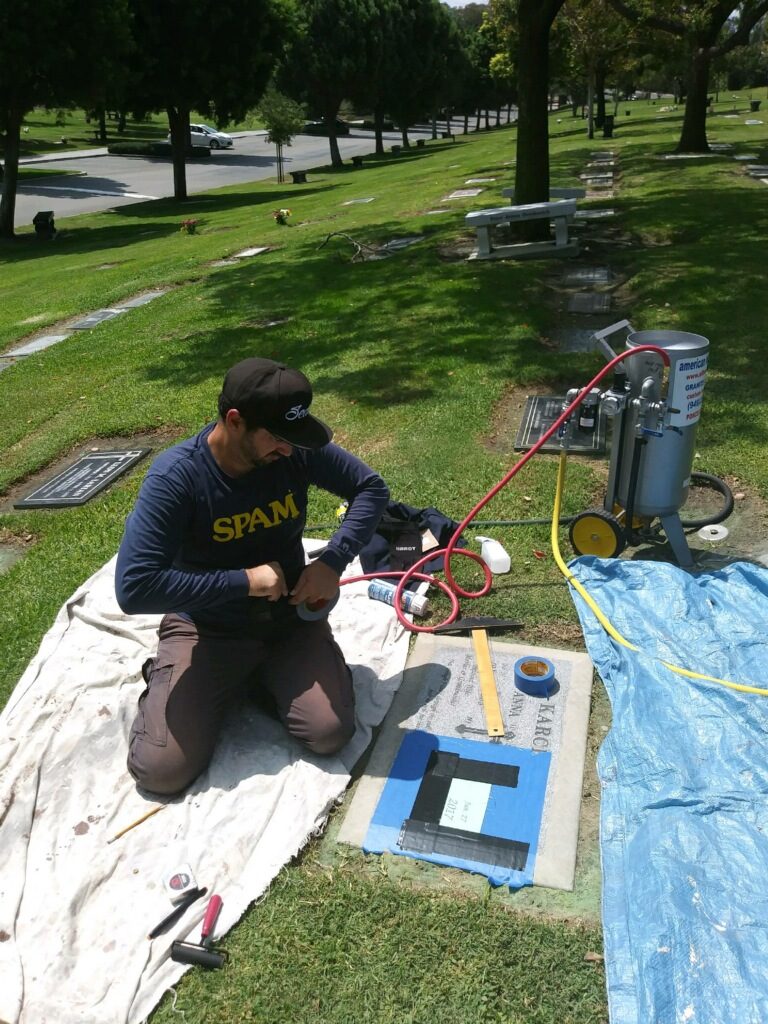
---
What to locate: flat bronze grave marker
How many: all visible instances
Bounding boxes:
[515,395,606,454]
[14,449,151,509]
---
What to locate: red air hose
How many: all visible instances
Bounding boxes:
[342,345,671,633]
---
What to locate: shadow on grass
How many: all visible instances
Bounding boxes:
[131,169,768,449]
[133,214,562,407]
[0,185,338,262]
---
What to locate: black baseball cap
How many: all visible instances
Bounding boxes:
[221,358,333,449]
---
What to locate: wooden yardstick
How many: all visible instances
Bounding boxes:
[470,628,505,737]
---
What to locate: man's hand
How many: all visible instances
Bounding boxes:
[246,562,288,602]
[289,561,341,607]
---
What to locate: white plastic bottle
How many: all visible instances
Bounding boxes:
[475,536,511,574]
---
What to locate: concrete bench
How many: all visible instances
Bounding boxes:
[501,186,586,202]
[465,199,578,260]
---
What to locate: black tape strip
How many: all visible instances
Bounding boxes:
[398,820,529,872]
[409,750,519,824]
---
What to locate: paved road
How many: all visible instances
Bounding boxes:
[13,125,449,229]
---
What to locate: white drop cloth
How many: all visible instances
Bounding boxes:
[0,543,409,1024]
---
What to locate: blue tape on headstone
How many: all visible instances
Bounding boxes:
[363,731,551,888]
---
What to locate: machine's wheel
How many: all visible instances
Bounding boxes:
[210,139,220,149]
[569,509,626,558]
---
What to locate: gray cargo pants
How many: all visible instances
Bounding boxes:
[127,612,355,795]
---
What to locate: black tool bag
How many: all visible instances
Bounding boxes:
[359,501,467,578]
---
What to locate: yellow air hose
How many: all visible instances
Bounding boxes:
[551,451,768,697]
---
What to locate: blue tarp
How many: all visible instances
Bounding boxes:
[569,557,768,1024]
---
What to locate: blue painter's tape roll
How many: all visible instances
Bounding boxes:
[296,588,340,621]
[514,656,557,697]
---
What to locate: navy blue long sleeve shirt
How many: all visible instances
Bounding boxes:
[115,424,389,629]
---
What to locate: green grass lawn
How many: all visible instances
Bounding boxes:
[1,92,767,1021]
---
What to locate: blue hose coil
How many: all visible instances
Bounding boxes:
[513,656,557,697]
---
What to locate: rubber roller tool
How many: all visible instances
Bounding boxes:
[171,894,227,969]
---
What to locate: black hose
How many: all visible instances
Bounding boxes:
[304,515,578,533]
[623,436,646,545]
[680,472,734,529]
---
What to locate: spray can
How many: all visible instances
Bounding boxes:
[368,579,430,617]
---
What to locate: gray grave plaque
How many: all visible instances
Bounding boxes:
[515,395,606,454]
[562,267,612,286]
[567,292,612,314]
[71,309,124,330]
[15,449,151,508]
[114,290,168,309]
[552,326,599,353]
[380,236,423,252]
[232,246,270,258]
[9,334,70,356]
[574,208,616,220]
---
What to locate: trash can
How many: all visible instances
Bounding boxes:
[750,100,761,112]
[33,211,56,239]
[603,114,615,139]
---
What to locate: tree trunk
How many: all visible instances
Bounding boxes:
[275,141,283,183]
[514,0,564,238]
[374,107,385,156]
[117,110,127,133]
[484,108,490,128]
[463,111,469,134]
[595,65,606,128]
[98,107,107,144]
[587,71,595,140]
[496,107,501,127]
[431,111,438,139]
[167,105,189,201]
[677,41,711,152]
[327,131,342,168]
[401,127,410,147]
[326,107,343,167]
[475,108,481,130]
[0,109,22,239]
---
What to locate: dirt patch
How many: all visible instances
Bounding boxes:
[435,233,476,261]
[0,427,183,513]
[657,474,768,566]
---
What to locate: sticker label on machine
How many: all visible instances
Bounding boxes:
[669,352,708,427]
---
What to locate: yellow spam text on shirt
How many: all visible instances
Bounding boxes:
[212,492,300,542]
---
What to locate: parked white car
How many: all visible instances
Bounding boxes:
[167,124,234,149]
